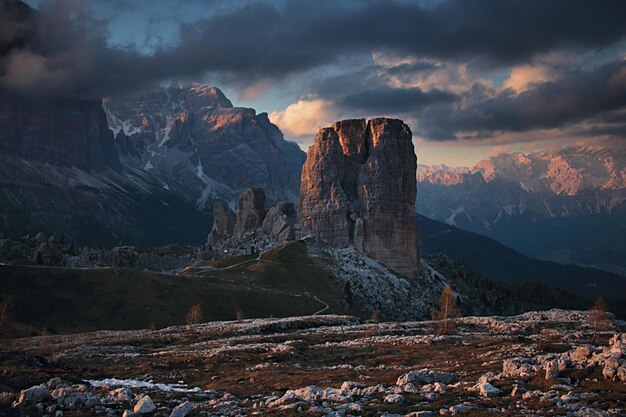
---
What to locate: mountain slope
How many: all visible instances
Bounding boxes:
[104,85,306,208]
[417,146,626,275]
[417,214,626,311]
[0,86,305,246]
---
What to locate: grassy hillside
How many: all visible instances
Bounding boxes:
[417,214,626,316]
[0,241,359,336]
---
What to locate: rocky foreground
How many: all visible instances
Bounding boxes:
[1,310,625,417]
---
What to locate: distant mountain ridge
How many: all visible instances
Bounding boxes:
[104,85,305,209]
[417,146,626,275]
[0,85,305,246]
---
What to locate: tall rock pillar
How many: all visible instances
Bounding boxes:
[299,118,420,277]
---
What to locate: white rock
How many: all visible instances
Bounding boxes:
[449,403,473,415]
[384,394,405,404]
[476,382,501,398]
[396,369,456,386]
[133,396,156,414]
[433,382,446,394]
[169,401,193,417]
[18,385,50,405]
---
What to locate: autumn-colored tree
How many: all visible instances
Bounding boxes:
[589,297,612,344]
[0,296,13,330]
[370,309,381,322]
[433,284,460,335]
[185,303,203,325]
[235,308,244,322]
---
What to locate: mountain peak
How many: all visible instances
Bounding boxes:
[188,84,233,108]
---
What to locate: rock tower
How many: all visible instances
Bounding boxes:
[299,118,420,277]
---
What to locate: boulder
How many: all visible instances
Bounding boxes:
[396,369,457,386]
[384,394,405,404]
[261,201,297,243]
[169,401,193,417]
[299,118,420,277]
[476,382,501,398]
[133,396,156,414]
[17,385,49,405]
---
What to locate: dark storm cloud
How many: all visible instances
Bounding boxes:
[340,87,455,114]
[2,0,626,98]
[417,60,626,140]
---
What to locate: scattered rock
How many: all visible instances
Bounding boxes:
[475,382,501,398]
[169,401,193,417]
[133,396,156,414]
[396,369,457,386]
[384,394,405,404]
[17,384,49,405]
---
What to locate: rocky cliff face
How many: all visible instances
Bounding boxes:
[104,85,306,208]
[299,118,419,278]
[0,91,120,172]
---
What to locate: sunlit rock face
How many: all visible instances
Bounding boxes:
[299,118,420,277]
[104,85,306,208]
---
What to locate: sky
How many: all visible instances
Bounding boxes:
[5,0,626,166]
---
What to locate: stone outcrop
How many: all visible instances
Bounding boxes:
[207,202,235,244]
[233,188,266,237]
[261,201,297,243]
[203,188,298,258]
[299,118,420,277]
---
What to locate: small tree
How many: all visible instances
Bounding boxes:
[185,303,203,325]
[39,325,48,356]
[0,296,13,330]
[589,297,612,343]
[433,284,460,335]
[370,309,381,322]
[235,308,244,322]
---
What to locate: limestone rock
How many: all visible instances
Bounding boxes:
[299,118,419,277]
[261,201,297,243]
[133,396,156,414]
[476,382,501,397]
[169,401,193,417]
[207,202,235,244]
[17,385,49,405]
[233,188,266,237]
[383,393,405,404]
[396,369,457,386]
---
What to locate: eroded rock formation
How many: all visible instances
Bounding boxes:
[299,118,420,277]
[205,188,298,257]
[207,202,235,244]
[233,188,266,237]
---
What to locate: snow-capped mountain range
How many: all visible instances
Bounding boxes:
[417,147,626,275]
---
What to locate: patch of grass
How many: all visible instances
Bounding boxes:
[0,241,363,335]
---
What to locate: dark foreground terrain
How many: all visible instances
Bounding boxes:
[1,310,625,416]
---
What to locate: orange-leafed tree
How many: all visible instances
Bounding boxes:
[433,284,460,335]
[589,297,612,344]
[185,303,203,325]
